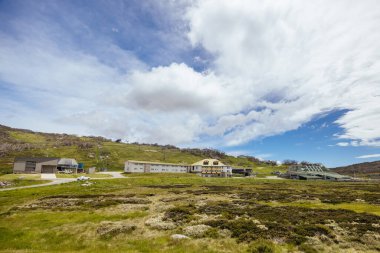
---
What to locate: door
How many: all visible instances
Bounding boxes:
[41,165,56,173]
[144,164,151,173]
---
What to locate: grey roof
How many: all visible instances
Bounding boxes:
[14,157,59,162]
[287,164,352,180]
[298,175,323,179]
[57,158,78,166]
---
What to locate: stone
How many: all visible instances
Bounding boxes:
[170,234,190,240]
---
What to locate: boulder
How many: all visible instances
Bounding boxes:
[170,234,190,240]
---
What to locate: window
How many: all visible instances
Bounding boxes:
[213,161,219,165]
[203,160,209,165]
[25,161,36,172]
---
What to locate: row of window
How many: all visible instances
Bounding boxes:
[130,168,186,172]
[131,163,189,168]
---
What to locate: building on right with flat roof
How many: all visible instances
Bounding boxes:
[285,164,352,181]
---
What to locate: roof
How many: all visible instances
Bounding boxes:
[298,175,323,179]
[126,160,189,166]
[290,170,352,180]
[288,164,327,172]
[320,172,352,179]
[192,159,226,167]
[126,158,228,167]
[57,158,78,166]
[14,157,59,162]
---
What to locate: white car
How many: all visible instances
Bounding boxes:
[77,176,90,181]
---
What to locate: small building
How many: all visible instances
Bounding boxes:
[13,157,79,174]
[191,159,232,178]
[124,160,189,173]
[57,158,79,172]
[285,164,352,181]
[232,168,253,177]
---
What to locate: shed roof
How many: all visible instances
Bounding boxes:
[58,158,78,166]
[14,157,59,163]
[298,175,323,179]
[127,160,189,166]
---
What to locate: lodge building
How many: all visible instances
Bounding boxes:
[124,158,232,177]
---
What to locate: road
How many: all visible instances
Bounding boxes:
[0,178,76,191]
[97,171,125,178]
[0,172,125,191]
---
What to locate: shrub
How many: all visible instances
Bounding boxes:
[164,204,196,223]
[298,244,318,253]
[248,239,275,253]
[295,224,333,238]
[203,227,220,238]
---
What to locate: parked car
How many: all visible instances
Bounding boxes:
[77,176,90,181]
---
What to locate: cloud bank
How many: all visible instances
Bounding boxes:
[356,154,380,159]
[1,0,379,148]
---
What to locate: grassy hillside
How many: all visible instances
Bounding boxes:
[332,161,380,179]
[1,175,379,252]
[0,125,284,174]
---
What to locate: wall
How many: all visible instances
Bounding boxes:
[35,160,58,173]
[13,161,27,173]
[124,161,188,173]
[13,158,58,173]
[201,166,232,177]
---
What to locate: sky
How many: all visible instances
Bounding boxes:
[0,0,379,167]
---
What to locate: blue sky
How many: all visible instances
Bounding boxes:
[1,0,379,167]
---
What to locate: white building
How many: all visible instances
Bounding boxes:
[124,158,232,177]
[124,160,189,173]
[191,159,232,177]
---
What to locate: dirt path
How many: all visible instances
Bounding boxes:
[41,173,57,179]
[0,178,76,191]
[97,171,125,178]
[0,172,126,191]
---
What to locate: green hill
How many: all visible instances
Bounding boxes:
[332,161,380,179]
[0,124,284,174]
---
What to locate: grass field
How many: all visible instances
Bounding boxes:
[0,174,379,253]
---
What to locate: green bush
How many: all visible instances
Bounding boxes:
[204,227,220,238]
[298,244,318,253]
[295,224,333,238]
[248,240,275,253]
[164,204,196,223]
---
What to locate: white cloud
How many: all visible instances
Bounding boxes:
[336,142,349,147]
[1,0,380,148]
[356,154,380,159]
[185,0,380,146]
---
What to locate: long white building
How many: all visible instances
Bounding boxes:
[124,158,232,177]
[124,160,189,173]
